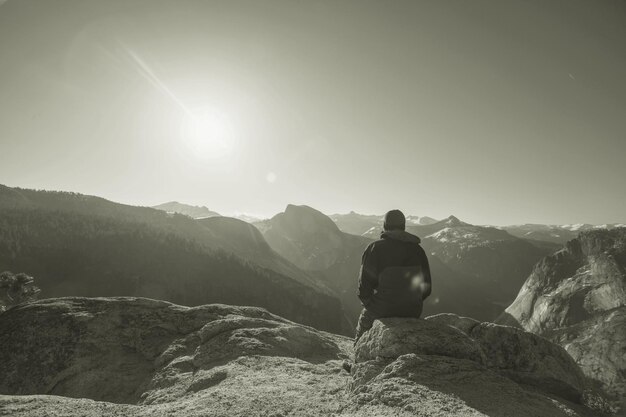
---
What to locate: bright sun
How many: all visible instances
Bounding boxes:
[180,106,235,159]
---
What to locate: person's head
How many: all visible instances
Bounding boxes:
[383,209,406,231]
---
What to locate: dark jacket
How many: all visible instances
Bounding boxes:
[358,230,432,318]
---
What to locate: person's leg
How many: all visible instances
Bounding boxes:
[354,308,375,343]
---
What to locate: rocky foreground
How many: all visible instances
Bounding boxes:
[0,297,616,416]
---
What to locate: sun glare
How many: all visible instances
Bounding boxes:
[180,106,235,159]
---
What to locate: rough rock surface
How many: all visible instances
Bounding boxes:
[354,318,589,405]
[470,322,586,402]
[425,312,481,334]
[498,228,626,410]
[0,297,352,416]
[355,317,485,365]
[0,298,611,416]
[426,313,590,402]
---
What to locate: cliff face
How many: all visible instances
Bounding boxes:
[0,298,611,416]
[499,228,626,410]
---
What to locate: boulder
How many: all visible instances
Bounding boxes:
[355,318,485,364]
[352,316,605,416]
[351,354,591,417]
[470,322,586,402]
[425,312,481,334]
[426,313,587,402]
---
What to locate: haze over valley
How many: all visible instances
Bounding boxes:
[1,182,623,327]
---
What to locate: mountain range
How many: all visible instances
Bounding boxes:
[330,211,438,236]
[3,184,621,328]
[0,184,624,413]
[257,207,558,322]
[501,223,626,245]
[0,185,347,334]
[152,201,221,219]
[151,202,265,224]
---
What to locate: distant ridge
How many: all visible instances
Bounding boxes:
[502,223,626,244]
[331,211,439,236]
[152,201,220,219]
[0,185,347,334]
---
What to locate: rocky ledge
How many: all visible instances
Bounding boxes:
[352,314,614,416]
[0,298,615,416]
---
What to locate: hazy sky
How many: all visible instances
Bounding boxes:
[1,0,625,225]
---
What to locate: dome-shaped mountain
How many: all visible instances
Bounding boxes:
[255,204,362,271]
[255,205,371,328]
[264,204,341,235]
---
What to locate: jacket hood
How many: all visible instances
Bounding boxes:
[381,230,421,244]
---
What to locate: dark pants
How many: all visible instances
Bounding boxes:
[355,308,377,343]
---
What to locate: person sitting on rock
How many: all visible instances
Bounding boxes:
[355,209,432,342]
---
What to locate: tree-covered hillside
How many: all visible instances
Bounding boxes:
[0,186,346,333]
